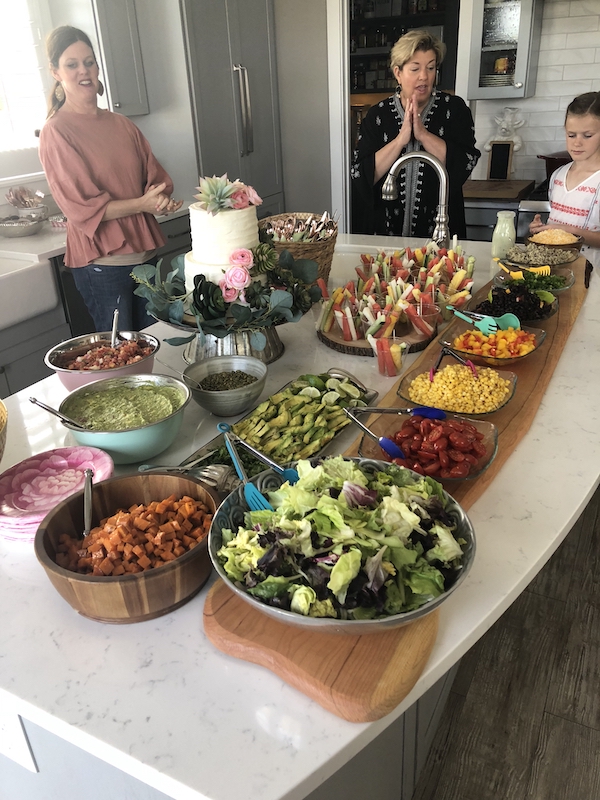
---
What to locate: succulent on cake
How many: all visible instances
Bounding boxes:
[194,174,263,215]
[131,244,322,351]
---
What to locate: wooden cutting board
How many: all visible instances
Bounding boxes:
[203,257,589,722]
[204,579,439,722]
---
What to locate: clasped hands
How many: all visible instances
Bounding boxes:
[142,182,183,215]
[396,94,428,149]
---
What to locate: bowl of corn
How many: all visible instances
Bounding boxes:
[397,352,517,415]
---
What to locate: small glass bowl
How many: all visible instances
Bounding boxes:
[397,352,517,416]
[492,266,575,294]
[357,408,498,482]
[441,319,547,367]
[467,294,558,328]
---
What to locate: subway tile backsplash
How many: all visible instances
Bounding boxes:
[469,0,600,185]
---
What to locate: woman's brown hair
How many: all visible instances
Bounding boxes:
[565,92,600,123]
[45,26,97,119]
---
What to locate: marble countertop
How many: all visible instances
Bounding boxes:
[1,235,598,800]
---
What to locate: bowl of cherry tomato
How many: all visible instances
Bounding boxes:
[441,318,546,367]
[357,408,498,481]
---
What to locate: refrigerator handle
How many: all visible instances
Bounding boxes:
[241,65,253,155]
[233,64,248,156]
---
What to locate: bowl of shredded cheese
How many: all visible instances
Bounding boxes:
[526,230,583,250]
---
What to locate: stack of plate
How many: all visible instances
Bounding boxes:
[0,447,113,543]
[479,74,514,87]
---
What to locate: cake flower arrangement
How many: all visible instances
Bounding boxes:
[132,175,322,351]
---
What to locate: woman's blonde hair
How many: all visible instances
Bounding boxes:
[390,29,446,72]
[45,26,97,119]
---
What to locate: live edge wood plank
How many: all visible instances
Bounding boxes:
[204,580,439,723]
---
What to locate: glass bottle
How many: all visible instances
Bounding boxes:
[358,26,368,48]
[491,210,516,259]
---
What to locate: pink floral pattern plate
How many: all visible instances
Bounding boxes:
[0,447,114,542]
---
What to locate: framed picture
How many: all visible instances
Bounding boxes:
[487,141,514,180]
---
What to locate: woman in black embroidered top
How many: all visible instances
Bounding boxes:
[351,29,480,239]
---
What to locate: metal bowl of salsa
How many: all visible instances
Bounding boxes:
[45,331,160,391]
[58,374,191,464]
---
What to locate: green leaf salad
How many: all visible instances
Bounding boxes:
[217,457,469,620]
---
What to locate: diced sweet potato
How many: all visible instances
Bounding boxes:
[56,493,213,576]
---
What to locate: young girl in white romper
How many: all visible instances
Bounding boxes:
[530,92,600,270]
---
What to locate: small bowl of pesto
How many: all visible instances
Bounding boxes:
[59,374,191,464]
[183,355,267,417]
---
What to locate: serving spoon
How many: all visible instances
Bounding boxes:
[29,397,86,429]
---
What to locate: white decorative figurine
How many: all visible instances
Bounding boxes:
[484,107,524,152]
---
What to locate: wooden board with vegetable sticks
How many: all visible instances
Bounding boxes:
[344,255,589,511]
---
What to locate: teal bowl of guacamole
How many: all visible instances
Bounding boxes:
[59,374,191,464]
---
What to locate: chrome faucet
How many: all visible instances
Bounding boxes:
[381,151,450,249]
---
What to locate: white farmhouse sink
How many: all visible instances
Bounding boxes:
[0,253,59,331]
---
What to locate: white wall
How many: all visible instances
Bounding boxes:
[469,0,600,184]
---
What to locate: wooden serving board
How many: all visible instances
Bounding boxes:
[203,257,589,722]
[204,579,439,722]
[345,255,589,511]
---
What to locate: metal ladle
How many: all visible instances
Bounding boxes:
[29,397,86,429]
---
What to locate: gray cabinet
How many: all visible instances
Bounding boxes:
[180,0,284,205]
[0,306,71,399]
[466,0,542,100]
[91,0,149,116]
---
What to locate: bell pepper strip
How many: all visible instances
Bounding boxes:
[376,338,398,376]
[405,303,435,337]
[316,278,329,300]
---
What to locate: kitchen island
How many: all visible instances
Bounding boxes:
[1,235,598,800]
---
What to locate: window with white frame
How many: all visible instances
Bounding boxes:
[0,0,53,179]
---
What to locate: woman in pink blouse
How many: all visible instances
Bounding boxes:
[39,26,182,332]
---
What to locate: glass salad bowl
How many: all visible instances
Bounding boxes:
[492,266,575,295]
[209,456,476,633]
[396,348,517,416]
[356,407,498,481]
[440,317,547,367]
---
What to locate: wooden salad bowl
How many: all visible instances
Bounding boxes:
[35,473,218,623]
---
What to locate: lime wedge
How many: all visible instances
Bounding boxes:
[299,386,321,398]
[322,391,341,405]
[349,399,367,408]
[337,381,362,399]
[325,378,342,391]
[535,290,555,305]
[301,374,326,390]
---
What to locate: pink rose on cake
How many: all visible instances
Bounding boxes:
[230,189,250,209]
[224,264,252,291]
[218,280,240,303]
[229,249,254,269]
[194,174,263,215]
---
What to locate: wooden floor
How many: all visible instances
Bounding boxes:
[413,483,600,800]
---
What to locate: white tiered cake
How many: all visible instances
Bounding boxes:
[184,203,259,293]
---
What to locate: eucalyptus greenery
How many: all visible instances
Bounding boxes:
[131,247,321,350]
